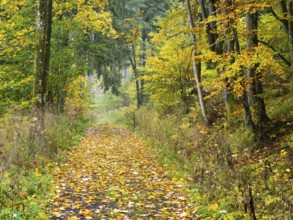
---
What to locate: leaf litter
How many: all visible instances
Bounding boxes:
[48,126,198,219]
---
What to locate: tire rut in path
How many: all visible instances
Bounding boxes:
[49,126,198,219]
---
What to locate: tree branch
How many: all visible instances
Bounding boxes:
[269,6,288,32]
[258,39,292,67]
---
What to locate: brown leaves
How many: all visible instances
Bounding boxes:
[49,126,197,219]
[19,191,28,199]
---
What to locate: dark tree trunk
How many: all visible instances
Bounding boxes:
[246,8,269,126]
[129,44,142,108]
[287,1,293,64]
[198,0,215,51]
[197,0,222,53]
[141,28,148,104]
[34,0,53,110]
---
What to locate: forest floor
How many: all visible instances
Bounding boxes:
[48,125,199,219]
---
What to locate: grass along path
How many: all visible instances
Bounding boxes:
[49,126,198,219]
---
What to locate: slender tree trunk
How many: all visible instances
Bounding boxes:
[129,44,142,108]
[221,0,235,116]
[185,0,208,124]
[233,22,255,131]
[287,1,293,64]
[246,8,269,126]
[134,69,142,108]
[198,0,215,51]
[141,28,148,104]
[198,0,230,115]
[34,0,53,110]
[88,32,95,97]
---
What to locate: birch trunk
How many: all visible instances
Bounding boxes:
[185,0,208,124]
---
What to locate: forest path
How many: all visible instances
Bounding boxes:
[49,125,198,219]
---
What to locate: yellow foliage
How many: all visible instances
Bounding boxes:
[74,1,116,37]
[144,13,196,113]
[65,75,92,118]
[52,0,116,37]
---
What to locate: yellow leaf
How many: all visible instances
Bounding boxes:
[280,150,287,157]
[38,213,48,219]
[52,212,61,217]
[35,167,40,176]
[210,203,218,210]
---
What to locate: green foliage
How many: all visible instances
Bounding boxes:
[267,89,293,118]
[0,0,36,116]
[90,91,133,125]
[229,127,256,154]
[0,167,52,219]
[46,114,91,151]
[0,0,120,115]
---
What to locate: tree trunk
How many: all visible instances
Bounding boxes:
[134,69,142,108]
[88,32,95,97]
[185,0,208,124]
[242,90,255,131]
[246,9,258,105]
[246,7,269,126]
[287,1,293,64]
[198,0,230,115]
[198,0,216,51]
[34,0,53,110]
[221,0,235,116]
[129,44,142,108]
[141,28,148,104]
[233,20,255,131]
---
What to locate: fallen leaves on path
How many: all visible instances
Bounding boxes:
[49,126,198,219]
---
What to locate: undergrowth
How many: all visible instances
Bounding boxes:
[129,105,293,219]
[0,111,91,219]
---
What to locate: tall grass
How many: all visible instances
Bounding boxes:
[0,110,91,218]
